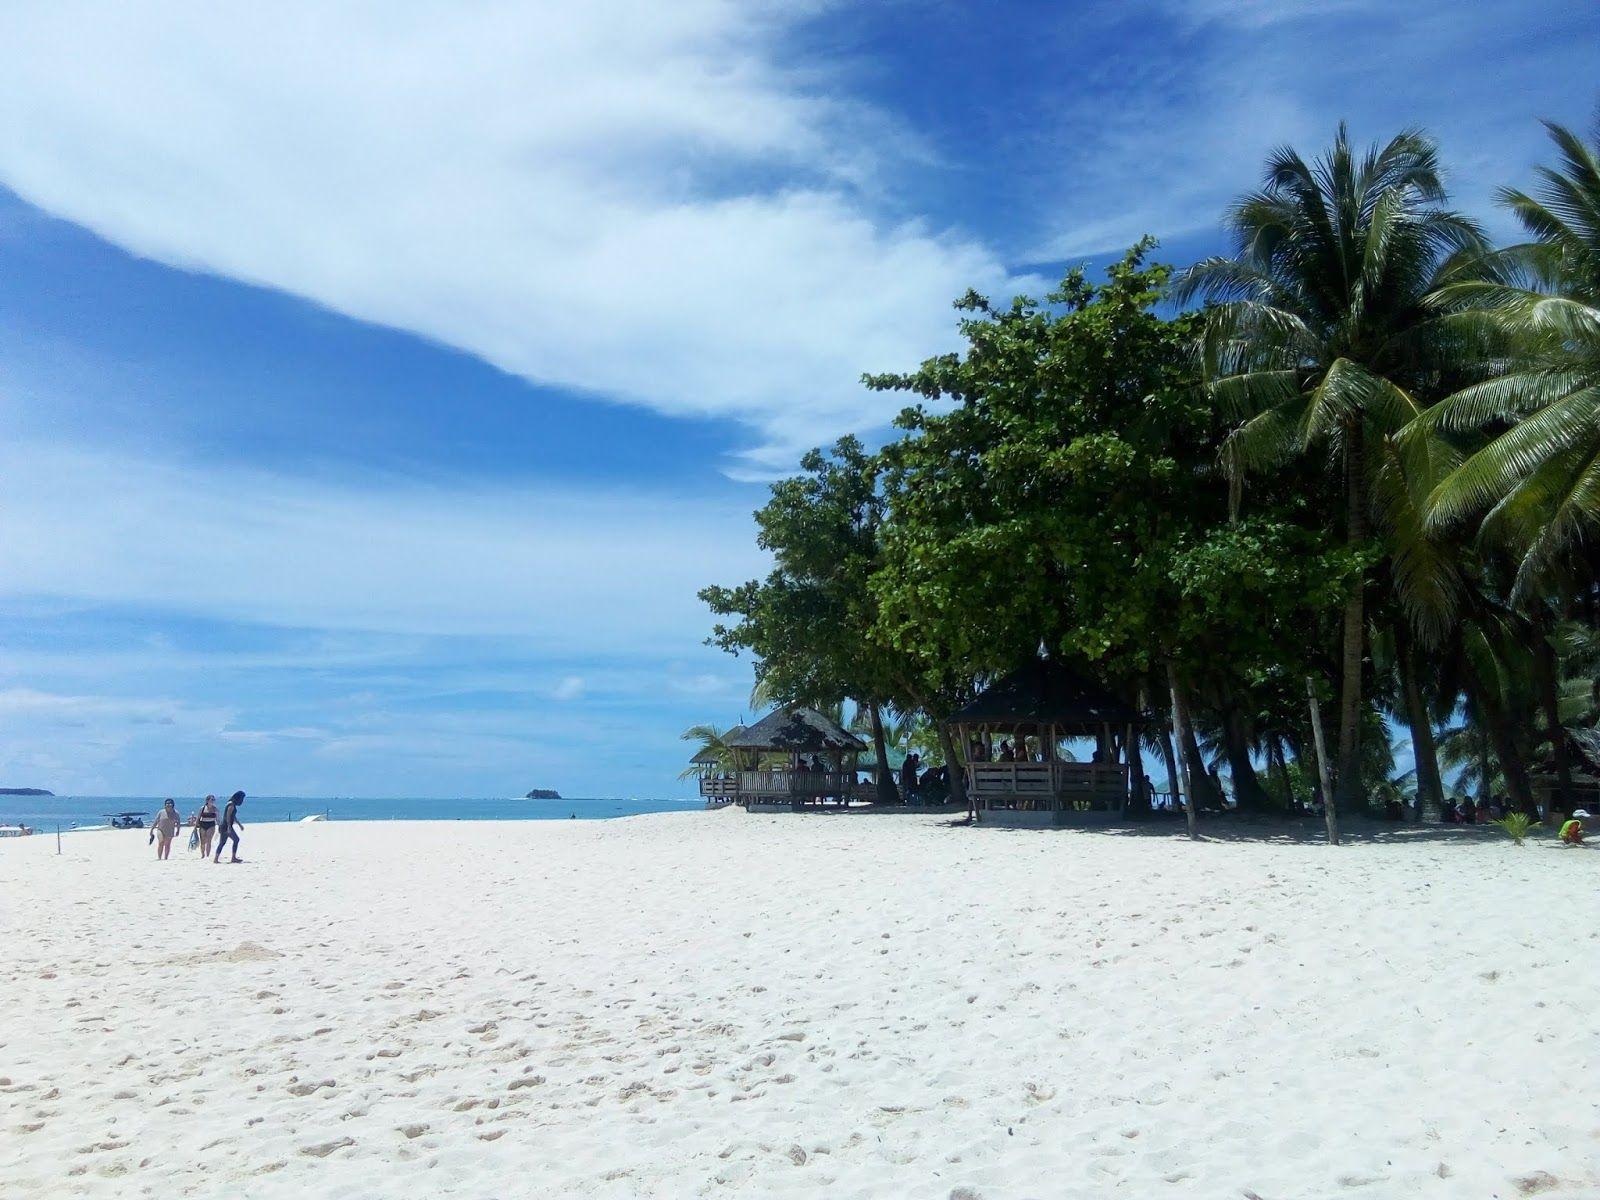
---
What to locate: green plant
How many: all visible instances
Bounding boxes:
[1492,812,1535,845]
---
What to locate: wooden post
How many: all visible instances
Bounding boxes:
[1306,676,1340,846]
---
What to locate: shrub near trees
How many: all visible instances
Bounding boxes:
[701,118,1600,843]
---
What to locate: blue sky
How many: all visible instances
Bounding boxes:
[0,1,1592,798]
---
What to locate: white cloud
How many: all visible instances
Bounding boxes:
[0,1,1023,467]
[1158,0,1382,30]
[550,675,587,702]
[0,686,234,787]
[1029,1,1592,260]
[0,439,765,651]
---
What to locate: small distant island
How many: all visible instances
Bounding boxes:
[0,787,53,796]
[523,789,562,800]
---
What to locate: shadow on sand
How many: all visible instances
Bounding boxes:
[750,801,1545,846]
[938,812,1527,845]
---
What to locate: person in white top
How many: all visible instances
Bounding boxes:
[151,799,181,861]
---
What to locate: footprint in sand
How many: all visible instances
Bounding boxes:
[299,1137,355,1158]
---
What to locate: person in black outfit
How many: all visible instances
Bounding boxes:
[195,794,219,858]
[213,791,245,863]
[899,752,920,802]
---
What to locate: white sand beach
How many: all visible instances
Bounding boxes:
[2,812,1596,1199]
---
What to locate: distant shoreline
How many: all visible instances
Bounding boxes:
[0,796,703,830]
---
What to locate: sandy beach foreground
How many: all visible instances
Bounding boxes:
[2,812,1595,1199]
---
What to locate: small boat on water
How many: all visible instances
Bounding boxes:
[0,824,34,837]
[107,811,148,829]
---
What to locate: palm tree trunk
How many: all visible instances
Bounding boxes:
[1269,739,1293,809]
[1158,721,1182,813]
[1126,720,1149,818]
[1167,663,1199,840]
[1474,713,1492,805]
[1180,724,1221,809]
[1307,677,1340,845]
[1466,661,1532,811]
[1395,624,1444,822]
[867,702,899,805]
[1532,621,1573,819]
[1336,428,1367,812]
[937,721,969,815]
[1221,702,1272,813]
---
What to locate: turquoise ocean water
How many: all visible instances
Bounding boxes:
[0,795,702,831]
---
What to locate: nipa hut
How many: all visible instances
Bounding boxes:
[1531,726,1600,818]
[720,706,871,810]
[946,659,1147,824]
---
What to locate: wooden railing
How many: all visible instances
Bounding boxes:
[968,761,1128,811]
[702,771,876,803]
[738,770,859,797]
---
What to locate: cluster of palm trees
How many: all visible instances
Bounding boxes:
[1178,119,1600,820]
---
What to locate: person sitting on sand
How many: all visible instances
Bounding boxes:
[1560,809,1589,846]
[195,795,219,858]
[151,799,181,861]
[213,791,245,863]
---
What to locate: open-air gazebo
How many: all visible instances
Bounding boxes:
[1531,726,1600,820]
[947,660,1147,824]
[718,706,872,810]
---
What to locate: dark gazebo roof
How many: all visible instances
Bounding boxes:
[947,660,1141,731]
[726,706,867,753]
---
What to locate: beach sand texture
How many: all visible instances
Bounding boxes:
[2,811,1596,1199]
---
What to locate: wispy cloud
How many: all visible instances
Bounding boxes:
[550,675,587,702]
[0,1,1026,468]
[0,439,764,650]
[1028,0,1594,260]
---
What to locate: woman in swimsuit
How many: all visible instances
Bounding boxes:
[196,795,219,859]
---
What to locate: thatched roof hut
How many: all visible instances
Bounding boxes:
[947,659,1139,733]
[726,707,867,755]
[947,659,1145,821]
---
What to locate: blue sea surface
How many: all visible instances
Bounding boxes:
[0,795,703,830]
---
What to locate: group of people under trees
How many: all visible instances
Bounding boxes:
[894,752,949,803]
[147,791,246,863]
[1442,795,1539,826]
[1437,796,1592,843]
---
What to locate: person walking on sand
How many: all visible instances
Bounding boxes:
[213,791,245,863]
[195,794,219,859]
[151,799,181,860]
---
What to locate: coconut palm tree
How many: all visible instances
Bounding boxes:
[677,723,734,779]
[1424,121,1600,600]
[1176,124,1487,811]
